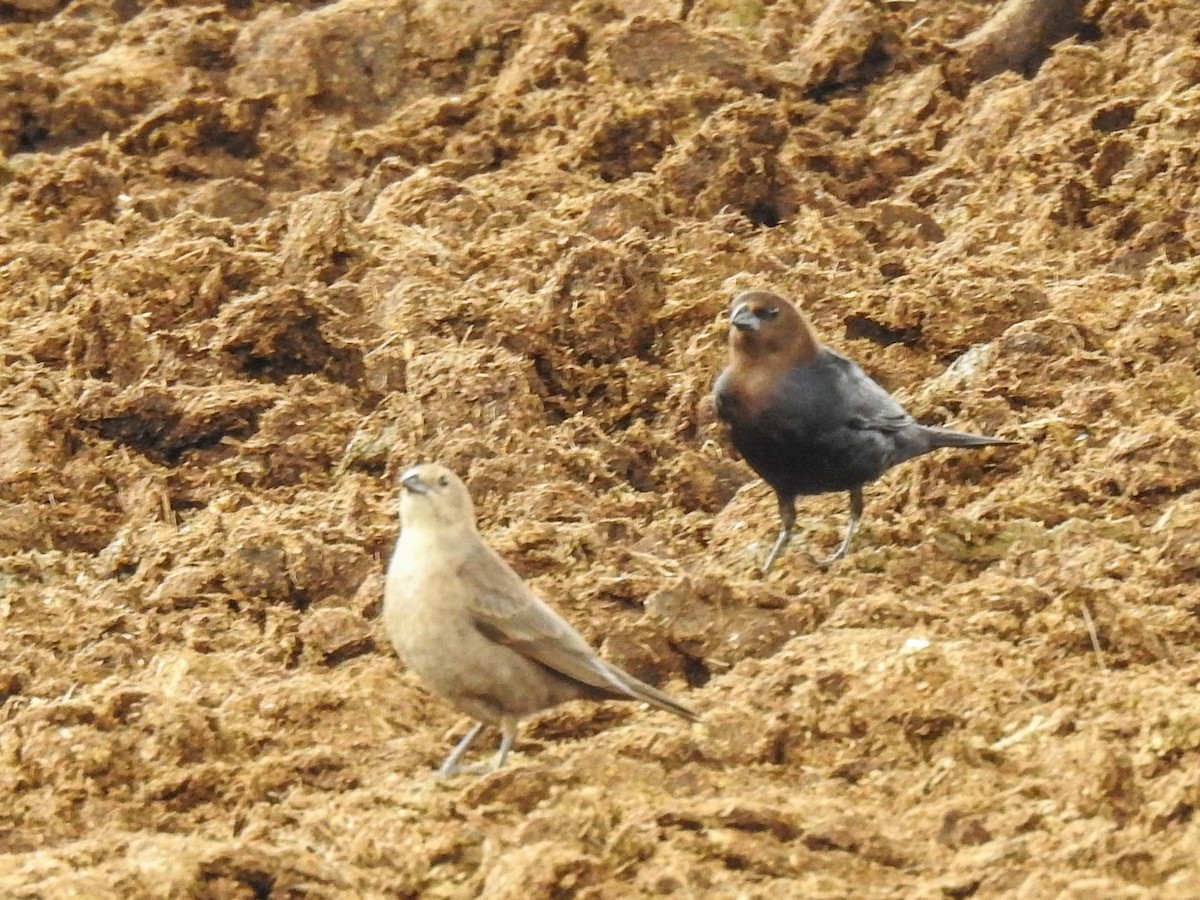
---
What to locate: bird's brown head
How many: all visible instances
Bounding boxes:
[398,463,477,533]
[727,290,818,366]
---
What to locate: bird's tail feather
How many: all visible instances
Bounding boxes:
[921,426,1019,450]
[605,662,699,722]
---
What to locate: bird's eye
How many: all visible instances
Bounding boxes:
[760,306,780,320]
[438,475,449,487]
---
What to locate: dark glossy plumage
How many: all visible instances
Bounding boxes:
[713,290,1017,573]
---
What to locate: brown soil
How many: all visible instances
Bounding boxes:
[2,0,1199,896]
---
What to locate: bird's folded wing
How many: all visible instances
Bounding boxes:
[847,410,913,433]
[820,352,915,433]
[456,543,632,697]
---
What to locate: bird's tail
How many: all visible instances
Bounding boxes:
[605,662,700,722]
[921,426,1020,450]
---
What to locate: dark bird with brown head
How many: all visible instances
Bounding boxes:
[385,463,698,775]
[713,289,1018,574]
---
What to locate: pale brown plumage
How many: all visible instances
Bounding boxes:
[384,464,697,775]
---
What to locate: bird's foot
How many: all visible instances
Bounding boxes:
[803,541,849,569]
[759,531,793,577]
[817,521,858,567]
[435,759,496,778]
[817,547,847,568]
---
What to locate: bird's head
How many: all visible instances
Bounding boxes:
[727,290,818,364]
[398,463,477,532]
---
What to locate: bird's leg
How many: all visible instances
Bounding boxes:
[437,721,484,776]
[761,495,796,575]
[492,722,518,771]
[824,486,864,565]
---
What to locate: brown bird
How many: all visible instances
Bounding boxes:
[713,289,1017,574]
[384,463,697,775]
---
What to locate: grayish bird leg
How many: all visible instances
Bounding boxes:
[437,721,484,776]
[493,724,518,771]
[762,495,796,575]
[825,485,864,565]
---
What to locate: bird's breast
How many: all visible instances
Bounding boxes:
[383,533,468,648]
[717,366,802,436]
[715,369,765,424]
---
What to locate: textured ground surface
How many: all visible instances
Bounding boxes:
[2,0,1199,896]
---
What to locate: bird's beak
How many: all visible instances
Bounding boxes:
[730,303,760,332]
[400,470,429,495]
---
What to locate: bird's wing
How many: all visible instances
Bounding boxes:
[456,540,633,697]
[847,408,913,434]
[825,352,915,434]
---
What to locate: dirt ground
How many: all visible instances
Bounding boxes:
[1,0,1199,896]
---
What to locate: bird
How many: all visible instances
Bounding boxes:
[712,289,1017,574]
[383,463,698,775]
